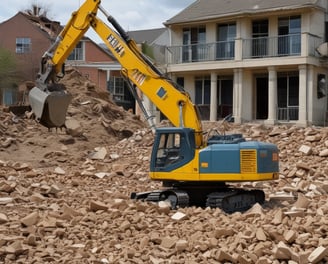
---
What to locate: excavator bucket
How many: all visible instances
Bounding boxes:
[29,85,72,128]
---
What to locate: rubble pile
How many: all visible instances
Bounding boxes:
[60,67,145,140]
[1,70,328,263]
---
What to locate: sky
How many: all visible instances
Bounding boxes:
[0,0,195,43]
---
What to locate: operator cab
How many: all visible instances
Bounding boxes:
[150,127,196,172]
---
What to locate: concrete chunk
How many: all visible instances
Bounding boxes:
[308,246,328,264]
[54,167,65,175]
[160,236,176,249]
[175,239,188,252]
[216,250,234,262]
[21,212,39,227]
[90,200,108,211]
[89,147,107,160]
[0,197,14,205]
[319,149,328,157]
[157,201,170,214]
[294,193,310,209]
[171,211,187,221]
[0,213,9,224]
[284,230,297,243]
[299,145,312,155]
[256,227,267,241]
[65,118,82,137]
[274,241,292,260]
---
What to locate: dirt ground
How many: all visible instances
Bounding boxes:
[0,69,328,263]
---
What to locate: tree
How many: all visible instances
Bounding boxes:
[24,1,51,18]
[0,47,24,105]
[0,47,19,89]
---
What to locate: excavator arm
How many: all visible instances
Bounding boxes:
[29,0,204,147]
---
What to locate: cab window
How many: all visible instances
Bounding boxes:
[155,133,181,168]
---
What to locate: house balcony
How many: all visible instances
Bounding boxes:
[166,33,322,65]
[277,106,299,121]
[167,41,235,64]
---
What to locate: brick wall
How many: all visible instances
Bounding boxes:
[0,13,53,81]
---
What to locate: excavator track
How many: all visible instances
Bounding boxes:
[206,189,265,213]
[133,189,189,209]
[132,187,264,213]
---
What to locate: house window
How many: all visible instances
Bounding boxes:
[2,88,17,105]
[278,16,301,55]
[182,26,206,62]
[277,73,299,121]
[217,23,236,59]
[108,76,125,101]
[67,42,84,60]
[16,38,31,53]
[252,20,268,57]
[195,76,211,119]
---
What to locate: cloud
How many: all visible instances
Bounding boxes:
[98,0,195,30]
[1,0,194,28]
[0,0,195,42]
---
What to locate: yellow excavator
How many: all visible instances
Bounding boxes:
[29,0,279,213]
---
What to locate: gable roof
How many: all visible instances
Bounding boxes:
[165,0,322,25]
[127,28,167,44]
[2,12,115,60]
[0,12,59,41]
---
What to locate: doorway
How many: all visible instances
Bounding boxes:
[217,78,233,119]
[256,77,268,119]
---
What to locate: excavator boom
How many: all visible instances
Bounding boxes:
[29,0,204,147]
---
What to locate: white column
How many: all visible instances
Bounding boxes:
[210,72,217,121]
[106,70,111,82]
[233,69,243,123]
[234,38,243,61]
[307,65,314,125]
[298,65,308,126]
[106,70,111,95]
[235,18,242,60]
[265,67,277,125]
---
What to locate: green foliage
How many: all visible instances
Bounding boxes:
[0,47,19,88]
[142,43,155,60]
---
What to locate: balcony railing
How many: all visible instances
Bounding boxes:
[243,34,301,58]
[166,33,322,64]
[167,40,235,64]
[307,33,323,57]
[277,106,299,121]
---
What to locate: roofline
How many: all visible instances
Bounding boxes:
[14,12,56,41]
[127,27,166,33]
[164,3,324,26]
[66,62,121,70]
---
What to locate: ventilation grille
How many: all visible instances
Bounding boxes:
[240,150,257,174]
